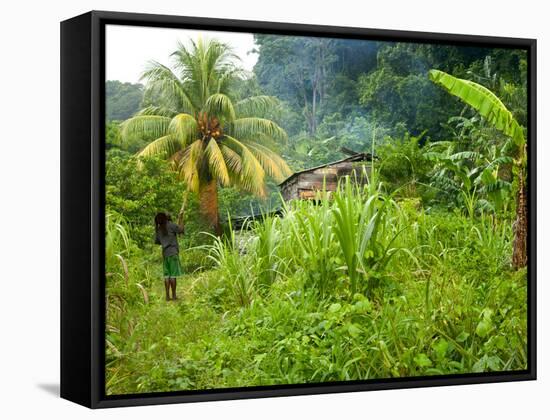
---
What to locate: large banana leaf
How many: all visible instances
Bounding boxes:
[429,69,525,147]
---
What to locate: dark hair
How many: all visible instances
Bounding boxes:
[154,212,169,235]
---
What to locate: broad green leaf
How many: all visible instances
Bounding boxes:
[475,318,493,338]
[432,339,449,360]
[429,69,525,147]
[328,303,342,313]
[414,353,433,368]
[353,299,373,313]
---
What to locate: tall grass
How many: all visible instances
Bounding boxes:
[106,211,131,283]
[281,191,337,296]
[332,176,408,295]
[205,173,414,300]
[251,214,283,291]
[203,221,256,307]
[106,170,526,394]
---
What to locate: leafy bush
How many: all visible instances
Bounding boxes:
[106,151,211,247]
[377,132,434,201]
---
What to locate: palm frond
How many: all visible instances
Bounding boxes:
[240,140,293,182]
[137,135,182,159]
[235,95,280,118]
[141,61,195,113]
[200,37,240,79]
[220,144,243,175]
[121,115,170,141]
[136,105,178,118]
[223,136,265,196]
[172,38,240,106]
[205,138,230,186]
[216,67,247,93]
[177,139,204,192]
[168,113,199,146]
[250,133,282,152]
[231,117,288,143]
[204,93,236,122]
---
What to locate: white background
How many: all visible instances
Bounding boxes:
[0,0,547,418]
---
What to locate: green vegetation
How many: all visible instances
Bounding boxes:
[106,80,143,121]
[105,34,528,395]
[106,179,527,394]
[120,38,291,233]
[429,69,527,268]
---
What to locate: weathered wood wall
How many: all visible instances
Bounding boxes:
[280,162,371,201]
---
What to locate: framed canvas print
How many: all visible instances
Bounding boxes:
[60,10,536,408]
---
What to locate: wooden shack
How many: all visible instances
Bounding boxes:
[279,152,374,201]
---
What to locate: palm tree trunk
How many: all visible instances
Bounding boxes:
[199,179,221,235]
[512,168,527,269]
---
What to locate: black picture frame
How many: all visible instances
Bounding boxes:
[60,10,537,409]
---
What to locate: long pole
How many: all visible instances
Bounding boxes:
[178,189,189,226]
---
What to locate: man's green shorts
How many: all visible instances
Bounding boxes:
[163,254,183,278]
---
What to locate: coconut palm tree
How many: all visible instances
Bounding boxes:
[120,38,292,233]
[429,69,527,268]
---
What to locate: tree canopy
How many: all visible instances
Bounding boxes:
[106,80,143,121]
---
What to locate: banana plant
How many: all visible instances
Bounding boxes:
[431,148,481,218]
[426,139,512,216]
[429,69,527,268]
